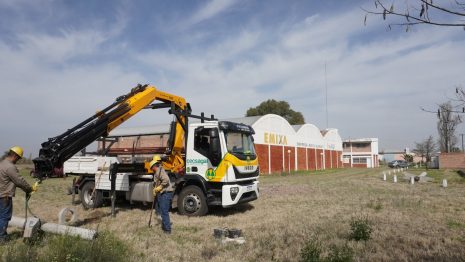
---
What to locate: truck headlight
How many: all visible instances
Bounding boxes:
[230,187,239,201]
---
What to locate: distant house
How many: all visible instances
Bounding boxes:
[342,138,379,168]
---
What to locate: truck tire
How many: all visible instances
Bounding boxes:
[177,185,208,216]
[80,181,103,209]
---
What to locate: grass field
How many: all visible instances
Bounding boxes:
[2,166,465,261]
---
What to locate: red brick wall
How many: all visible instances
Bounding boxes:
[316,149,323,170]
[325,150,331,169]
[270,145,284,173]
[353,163,367,168]
[255,144,269,174]
[332,151,338,168]
[308,148,316,170]
[439,153,465,169]
[297,147,307,170]
[343,157,351,168]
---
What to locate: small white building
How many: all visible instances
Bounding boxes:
[342,138,379,168]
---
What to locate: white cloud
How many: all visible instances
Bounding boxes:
[181,0,237,29]
[16,30,105,63]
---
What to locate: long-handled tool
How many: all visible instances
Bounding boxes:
[148,195,157,227]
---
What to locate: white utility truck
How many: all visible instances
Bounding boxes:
[34,84,259,216]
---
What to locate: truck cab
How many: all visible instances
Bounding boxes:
[179,121,259,215]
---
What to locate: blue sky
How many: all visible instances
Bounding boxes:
[1,0,464,156]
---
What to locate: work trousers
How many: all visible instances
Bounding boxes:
[0,197,12,240]
[158,192,173,233]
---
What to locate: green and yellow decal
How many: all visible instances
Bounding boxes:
[205,153,258,182]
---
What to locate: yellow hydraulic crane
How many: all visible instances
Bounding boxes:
[33,84,196,179]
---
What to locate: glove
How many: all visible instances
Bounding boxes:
[32,181,39,193]
[152,185,163,196]
[155,185,163,193]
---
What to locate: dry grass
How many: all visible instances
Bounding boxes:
[5,167,465,261]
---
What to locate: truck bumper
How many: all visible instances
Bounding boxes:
[221,181,259,207]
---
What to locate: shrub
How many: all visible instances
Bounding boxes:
[43,232,129,262]
[300,238,322,262]
[0,231,130,262]
[2,241,38,262]
[349,216,372,241]
[326,243,354,262]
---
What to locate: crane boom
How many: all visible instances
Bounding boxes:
[33,84,189,179]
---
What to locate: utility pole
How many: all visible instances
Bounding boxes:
[325,62,328,129]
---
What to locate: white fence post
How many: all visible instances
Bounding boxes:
[442,179,448,188]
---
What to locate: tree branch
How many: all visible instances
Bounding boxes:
[419,0,465,17]
[363,0,465,28]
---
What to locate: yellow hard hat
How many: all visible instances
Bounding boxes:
[152,155,162,163]
[10,146,24,158]
[150,155,162,168]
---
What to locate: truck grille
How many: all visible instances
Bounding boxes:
[233,166,259,179]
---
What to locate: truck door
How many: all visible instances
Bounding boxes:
[194,127,222,165]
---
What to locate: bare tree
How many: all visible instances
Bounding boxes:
[438,102,462,152]
[413,135,436,168]
[413,140,426,163]
[363,0,465,30]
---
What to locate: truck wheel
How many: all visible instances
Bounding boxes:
[177,185,208,216]
[80,181,103,209]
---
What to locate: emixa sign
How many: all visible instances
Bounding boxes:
[264,132,288,145]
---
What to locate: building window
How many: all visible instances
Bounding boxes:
[352,157,367,164]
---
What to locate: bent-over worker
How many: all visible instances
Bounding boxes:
[150,155,174,234]
[0,147,34,242]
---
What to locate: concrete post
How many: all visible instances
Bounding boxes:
[442,179,448,188]
[9,216,97,240]
[393,175,397,183]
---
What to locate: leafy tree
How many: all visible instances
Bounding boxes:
[363,0,465,30]
[437,102,462,153]
[246,99,305,125]
[413,136,436,168]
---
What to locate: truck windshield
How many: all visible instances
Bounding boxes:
[225,132,256,157]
